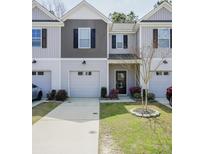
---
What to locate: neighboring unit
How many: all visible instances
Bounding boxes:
[32,0,172,98]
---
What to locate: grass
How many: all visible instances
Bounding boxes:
[32,102,61,124]
[99,102,172,154]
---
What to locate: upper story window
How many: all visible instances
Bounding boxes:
[32,29,41,47]
[158,29,170,48]
[112,34,128,49]
[78,28,91,48]
[116,34,123,48]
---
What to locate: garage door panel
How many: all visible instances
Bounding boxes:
[149,71,172,98]
[70,71,100,97]
[32,71,51,98]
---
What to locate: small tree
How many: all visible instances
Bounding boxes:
[139,46,171,111]
[41,0,66,18]
[118,46,171,111]
[109,11,138,23]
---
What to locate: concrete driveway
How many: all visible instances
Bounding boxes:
[32,98,99,154]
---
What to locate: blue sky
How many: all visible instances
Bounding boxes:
[38,0,159,18]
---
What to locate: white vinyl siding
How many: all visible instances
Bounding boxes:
[78,28,91,48]
[116,34,123,48]
[147,8,172,21]
[32,7,53,20]
[109,33,136,54]
[158,29,170,48]
[32,27,61,58]
[141,27,172,58]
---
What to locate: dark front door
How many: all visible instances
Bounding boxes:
[116,71,127,94]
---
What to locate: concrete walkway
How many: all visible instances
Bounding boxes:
[155,97,172,109]
[32,98,99,154]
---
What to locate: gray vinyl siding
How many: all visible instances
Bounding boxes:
[32,27,61,58]
[147,8,172,21]
[32,7,53,20]
[141,27,172,58]
[61,19,107,58]
[109,64,139,95]
[109,33,136,54]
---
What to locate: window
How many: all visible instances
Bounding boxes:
[32,29,41,47]
[158,29,170,48]
[156,71,162,76]
[32,71,36,75]
[85,72,92,76]
[78,72,83,76]
[116,34,123,48]
[78,28,91,48]
[38,72,44,75]
[164,72,169,75]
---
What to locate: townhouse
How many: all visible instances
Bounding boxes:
[32,0,172,98]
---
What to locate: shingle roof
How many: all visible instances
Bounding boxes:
[109,54,139,60]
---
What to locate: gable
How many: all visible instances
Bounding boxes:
[32,7,53,20]
[66,5,104,20]
[147,7,172,21]
[62,1,110,23]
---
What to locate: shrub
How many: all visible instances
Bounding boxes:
[133,93,142,99]
[129,87,141,97]
[148,93,155,101]
[101,87,107,98]
[47,89,56,100]
[55,90,68,101]
[109,89,119,99]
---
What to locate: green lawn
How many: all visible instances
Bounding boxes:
[99,102,172,154]
[32,102,61,124]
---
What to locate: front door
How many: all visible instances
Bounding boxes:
[116,71,127,94]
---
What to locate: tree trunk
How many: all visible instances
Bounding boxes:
[145,84,148,111]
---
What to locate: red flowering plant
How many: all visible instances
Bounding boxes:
[129,87,141,97]
[109,89,119,99]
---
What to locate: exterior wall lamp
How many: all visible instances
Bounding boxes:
[32,59,37,64]
[163,60,168,64]
[82,60,86,65]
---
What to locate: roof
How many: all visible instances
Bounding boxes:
[109,54,139,60]
[32,0,62,22]
[139,1,172,22]
[109,23,139,33]
[61,0,111,23]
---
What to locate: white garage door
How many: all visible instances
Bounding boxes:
[149,71,172,98]
[32,71,51,98]
[70,71,100,97]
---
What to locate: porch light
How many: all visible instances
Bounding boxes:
[32,59,37,64]
[82,60,86,65]
[163,60,168,64]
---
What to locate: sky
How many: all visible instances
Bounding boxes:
[38,0,159,18]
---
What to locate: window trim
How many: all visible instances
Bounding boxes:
[116,34,124,49]
[32,28,42,48]
[78,27,91,49]
[158,28,170,48]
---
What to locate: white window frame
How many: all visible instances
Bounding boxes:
[158,28,170,48]
[78,27,91,49]
[116,34,124,49]
[32,28,41,48]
